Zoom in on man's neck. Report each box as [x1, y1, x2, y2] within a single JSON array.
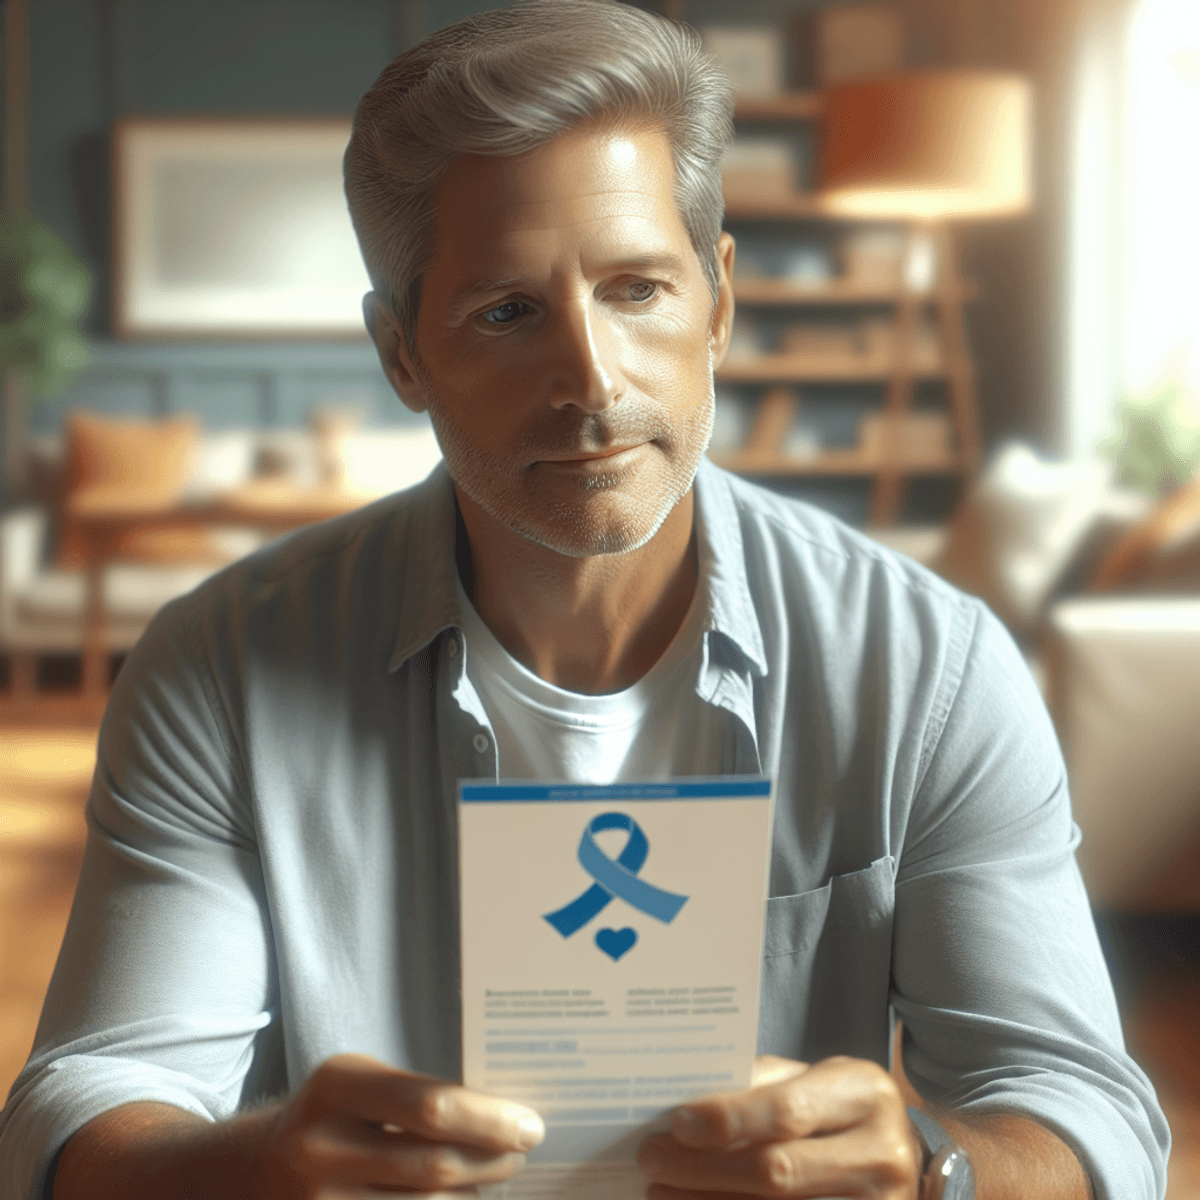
[[456, 488, 699, 696]]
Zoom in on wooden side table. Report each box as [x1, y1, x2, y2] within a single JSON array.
[[74, 481, 375, 698]]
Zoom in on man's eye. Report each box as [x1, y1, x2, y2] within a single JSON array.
[[625, 282, 657, 302], [481, 301, 530, 325]]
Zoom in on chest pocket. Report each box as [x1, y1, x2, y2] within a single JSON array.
[[757, 855, 896, 1066]]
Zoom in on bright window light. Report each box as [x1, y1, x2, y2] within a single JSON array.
[[1067, 0, 1200, 458], [1124, 0, 1200, 402], [1066, 25, 1119, 460]]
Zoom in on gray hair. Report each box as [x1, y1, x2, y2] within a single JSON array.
[[344, 0, 733, 351]]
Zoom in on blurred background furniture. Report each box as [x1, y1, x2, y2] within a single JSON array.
[[1045, 597, 1200, 909], [0, 409, 442, 699], [70, 479, 381, 696], [923, 448, 1200, 909], [0, 506, 214, 695], [816, 71, 1029, 524], [709, 60, 1030, 527]]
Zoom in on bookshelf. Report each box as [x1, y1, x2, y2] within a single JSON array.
[[714, 92, 983, 525]]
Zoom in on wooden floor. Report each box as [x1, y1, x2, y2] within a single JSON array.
[[2, 718, 1198, 1194], [1, 723, 96, 1099]]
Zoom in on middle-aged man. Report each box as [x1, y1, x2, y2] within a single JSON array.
[[0, 3, 1170, 1199]]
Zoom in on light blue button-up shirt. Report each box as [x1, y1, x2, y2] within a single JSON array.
[[0, 459, 1169, 1199]]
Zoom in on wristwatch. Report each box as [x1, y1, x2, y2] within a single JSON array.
[[908, 1108, 975, 1200]]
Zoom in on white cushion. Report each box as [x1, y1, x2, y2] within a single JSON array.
[[865, 524, 948, 568], [338, 427, 443, 497], [181, 430, 258, 497], [16, 564, 214, 623], [256, 428, 323, 487], [1047, 597, 1200, 904], [936, 443, 1114, 633]]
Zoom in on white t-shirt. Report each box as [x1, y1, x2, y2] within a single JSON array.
[[455, 579, 726, 784]]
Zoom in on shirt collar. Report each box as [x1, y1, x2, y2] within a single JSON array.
[[692, 457, 768, 678], [387, 456, 767, 679], [388, 464, 463, 671]]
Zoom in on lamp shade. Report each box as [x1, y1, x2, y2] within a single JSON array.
[[817, 71, 1032, 220]]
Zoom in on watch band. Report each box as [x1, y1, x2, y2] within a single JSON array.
[[907, 1108, 975, 1200]]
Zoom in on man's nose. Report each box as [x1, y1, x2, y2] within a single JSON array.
[[545, 298, 623, 413]]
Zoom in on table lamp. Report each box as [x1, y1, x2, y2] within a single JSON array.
[[815, 71, 1033, 522], [817, 71, 1032, 220]]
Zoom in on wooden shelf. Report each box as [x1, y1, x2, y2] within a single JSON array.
[[709, 448, 962, 477], [718, 100, 983, 524], [732, 278, 979, 306], [724, 197, 942, 222], [733, 93, 824, 121], [723, 192, 837, 221], [717, 354, 944, 384]]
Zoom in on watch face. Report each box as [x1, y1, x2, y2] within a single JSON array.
[[930, 1146, 976, 1200]]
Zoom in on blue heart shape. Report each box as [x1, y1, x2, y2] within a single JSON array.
[[595, 927, 637, 961]]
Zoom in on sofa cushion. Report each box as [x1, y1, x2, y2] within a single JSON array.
[[1090, 472, 1200, 593], [1045, 596, 1200, 904], [933, 443, 1114, 635], [15, 563, 215, 624], [865, 524, 948, 567], [57, 411, 216, 566], [181, 430, 259, 498]]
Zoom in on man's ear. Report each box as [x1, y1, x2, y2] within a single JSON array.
[[708, 231, 736, 371], [363, 291, 429, 414]]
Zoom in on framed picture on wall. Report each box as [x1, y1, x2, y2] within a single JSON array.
[[112, 118, 372, 338]]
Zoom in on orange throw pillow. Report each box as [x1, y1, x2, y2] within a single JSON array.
[[1090, 473, 1200, 593], [56, 410, 216, 567]]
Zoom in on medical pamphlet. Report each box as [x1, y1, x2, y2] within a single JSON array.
[[459, 778, 773, 1200]]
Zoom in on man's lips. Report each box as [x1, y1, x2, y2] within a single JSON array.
[[537, 444, 646, 464]]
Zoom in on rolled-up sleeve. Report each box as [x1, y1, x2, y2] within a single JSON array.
[[892, 602, 1170, 1199], [0, 597, 276, 1200]]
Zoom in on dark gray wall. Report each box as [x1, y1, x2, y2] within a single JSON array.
[[35, 0, 408, 333], [21, 0, 501, 435]]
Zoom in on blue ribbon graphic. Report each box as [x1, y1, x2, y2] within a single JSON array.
[[543, 812, 688, 938]]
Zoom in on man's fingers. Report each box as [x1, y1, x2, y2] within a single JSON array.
[[322, 1190, 479, 1200], [643, 1057, 918, 1197], [670, 1056, 889, 1148], [750, 1056, 810, 1089], [321, 1188, 481, 1199], [310, 1055, 545, 1153], [639, 1126, 910, 1198], [644, 1189, 735, 1200], [364, 1138, 526, 1191], [305, 1116, 527, 1191]]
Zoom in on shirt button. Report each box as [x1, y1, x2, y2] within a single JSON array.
[[473, 733, 489, 754], [447, 636, 459, 658]]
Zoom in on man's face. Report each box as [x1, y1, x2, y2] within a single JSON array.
[[388, 124, 734, 558]]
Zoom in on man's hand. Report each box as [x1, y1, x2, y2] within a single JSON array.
[[249, 1053, 546, 1197], [54, 1053, 545, 1200], [636, 1055, 921, 1199]]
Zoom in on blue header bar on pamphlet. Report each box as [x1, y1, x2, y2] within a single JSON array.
[[460, 778, 771, 803]]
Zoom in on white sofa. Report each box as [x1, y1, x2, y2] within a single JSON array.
[[0, 506, 219, 687], [871, 486, 1200, 911], [0, 424, 442, 694], [1045, 597, 1200, 908]]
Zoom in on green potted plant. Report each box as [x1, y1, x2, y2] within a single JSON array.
[[0, 210, 92, 396], [1100, 378, 1200, 498]]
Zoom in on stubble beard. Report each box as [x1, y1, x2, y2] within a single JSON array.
[[419, 367, 715, 559]]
